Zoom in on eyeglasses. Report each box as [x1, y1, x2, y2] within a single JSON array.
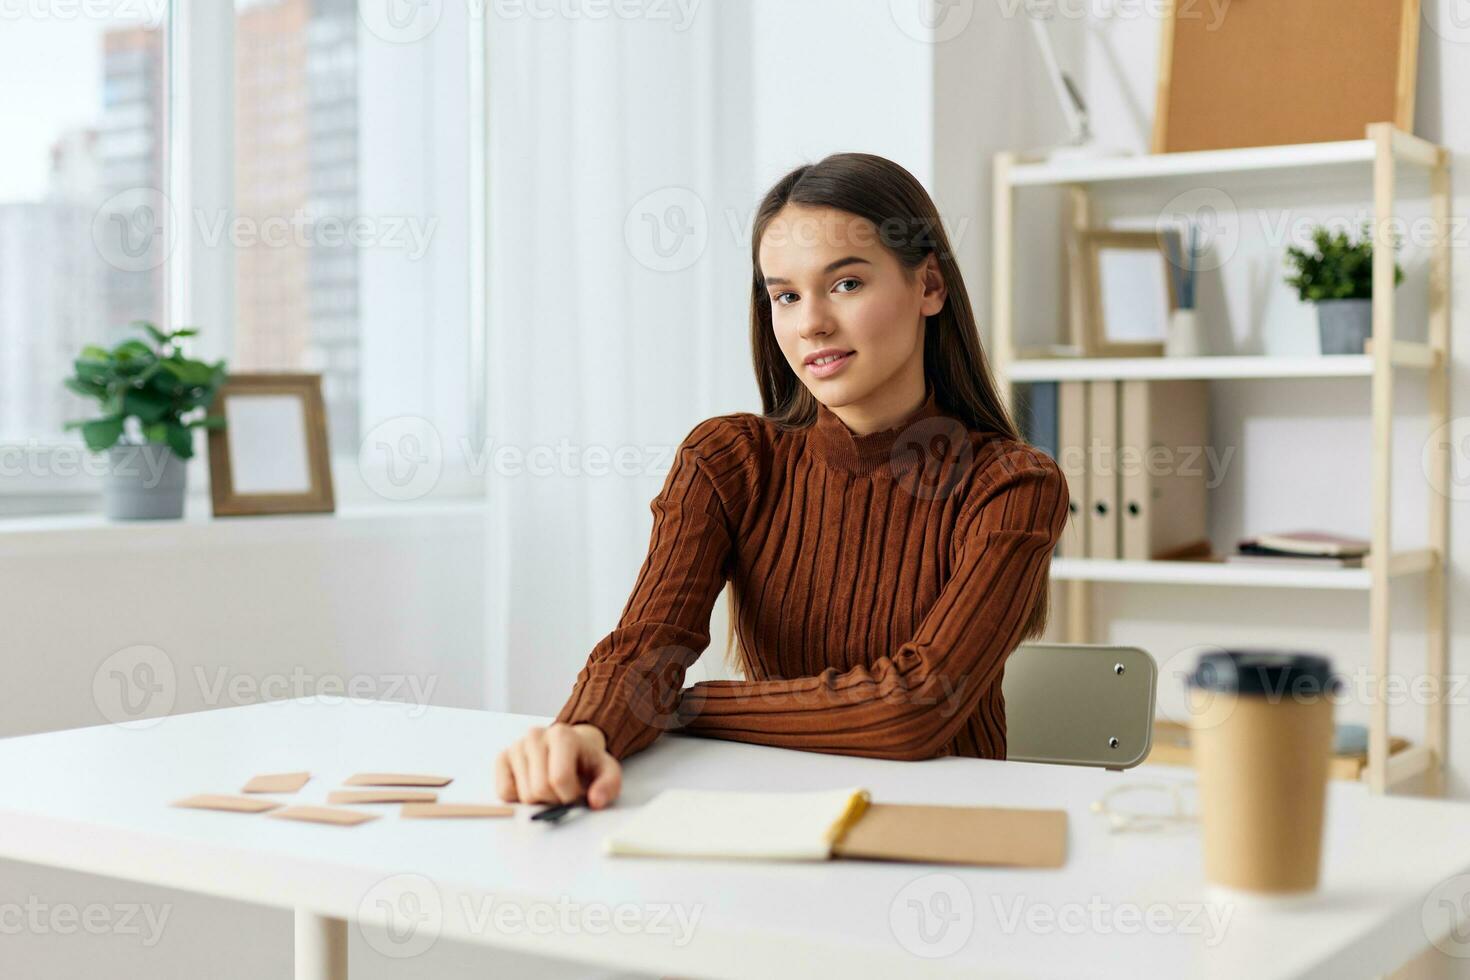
[[1090, 781, 1199, 834]]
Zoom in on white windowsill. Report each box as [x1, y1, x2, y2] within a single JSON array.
[[0, 498, 486, 557]]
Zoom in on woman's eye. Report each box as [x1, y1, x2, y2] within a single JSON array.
[[773, 291, 797, 306], [835, 278, 861, 293]]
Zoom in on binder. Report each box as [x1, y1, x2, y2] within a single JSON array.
[[1119, 380, 1211, 560], [1085, 380, 1119, 559], [1016, 381, 1059, 459], [1056, 381, 1088, 558]]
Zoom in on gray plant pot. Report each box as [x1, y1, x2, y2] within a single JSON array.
[[104, 444, 187, 520], [1316, 298, 1372, 355]]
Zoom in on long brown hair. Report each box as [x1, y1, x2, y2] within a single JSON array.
[[720, 151, 1051, 674]]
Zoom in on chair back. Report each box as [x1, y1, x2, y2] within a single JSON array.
[[1002, 643, 1156, 770]]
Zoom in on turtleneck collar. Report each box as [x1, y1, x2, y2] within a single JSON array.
[[807, 383, 947, 475]]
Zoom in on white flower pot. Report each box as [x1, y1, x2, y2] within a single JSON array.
[[104, 444, 186, 520]]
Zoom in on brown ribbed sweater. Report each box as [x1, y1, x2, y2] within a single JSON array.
[[553, 384, 1069, 763]]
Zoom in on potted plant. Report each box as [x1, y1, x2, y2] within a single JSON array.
[[1284, 222, 1404, 355], [64, 322, 227, 520]]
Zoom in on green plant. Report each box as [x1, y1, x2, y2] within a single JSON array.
[[64, 322, 227, 459], [1284, 222, 1404, 302]]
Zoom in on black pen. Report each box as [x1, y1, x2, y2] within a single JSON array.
[[530, 800, 586, 824]]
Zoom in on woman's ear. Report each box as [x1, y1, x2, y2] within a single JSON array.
[[918, 253, 947, 317]]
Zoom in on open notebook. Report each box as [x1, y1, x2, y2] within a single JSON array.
[[604, 787, 1067, 869]]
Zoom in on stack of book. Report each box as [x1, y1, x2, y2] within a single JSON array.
[[1227, 530, 1370, 569]]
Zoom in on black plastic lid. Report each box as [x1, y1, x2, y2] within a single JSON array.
[[1188, 649, 1340, 698]]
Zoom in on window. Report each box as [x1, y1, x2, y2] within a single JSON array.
[[0, 9, 168, 446], [232, 0, 475, 463], [2, 1, 483, 508]]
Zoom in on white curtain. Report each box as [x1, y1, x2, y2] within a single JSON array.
[[484, 6, 756, 714]]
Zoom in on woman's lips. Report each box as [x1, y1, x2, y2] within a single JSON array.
[[807, 351, 855, 378]]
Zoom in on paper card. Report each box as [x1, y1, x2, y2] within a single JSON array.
[[269, 806, 379, 826], [327, 790, 439, 805], [344, 773, 453, 788], [242, 772, 311, 794], [831, 803, 1068, 869], [401, 803, 515, 819], [172, 794, 282, 814]]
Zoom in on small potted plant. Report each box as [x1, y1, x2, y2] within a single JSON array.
[[1284, 222, 1404, 355], [64, 322, 227, 520]]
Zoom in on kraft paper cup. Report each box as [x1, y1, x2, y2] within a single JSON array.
[[1188, 650, 1338, 895]]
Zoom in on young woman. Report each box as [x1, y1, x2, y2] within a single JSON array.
[[495, 152, 1068, 811]]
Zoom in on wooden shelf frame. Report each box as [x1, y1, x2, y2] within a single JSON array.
[[991, 123, 1452, 796]]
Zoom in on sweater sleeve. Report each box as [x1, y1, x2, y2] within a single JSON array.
[[552, 415, 752, 761], [675, 447, 1068, 761]]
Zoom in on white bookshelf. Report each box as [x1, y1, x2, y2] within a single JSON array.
[[1051, 549, 1438, 591], [1004, 131, 1438, 188], [1009, 354, 1372, 382], [991, 124, 1452, 796]]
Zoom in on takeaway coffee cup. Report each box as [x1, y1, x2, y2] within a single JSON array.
[[1187, 649, 1340, 894]]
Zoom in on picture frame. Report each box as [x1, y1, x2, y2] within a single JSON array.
[[1079, 229, 1179, 358], [207, 373, 335, 517]]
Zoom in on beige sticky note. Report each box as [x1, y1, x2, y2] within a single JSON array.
[[242, 771, 311, 794], [269, 806, 379, 827], [344, 773, 453, 788], [401, 803, 515, 819], [327, 789, 439, 805], [172, 794, 282, 814]]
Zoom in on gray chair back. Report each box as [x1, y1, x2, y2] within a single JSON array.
[[1002, 643, 1156, 770]]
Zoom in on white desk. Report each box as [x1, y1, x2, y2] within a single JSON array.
[[0, 698, 1467, 979]]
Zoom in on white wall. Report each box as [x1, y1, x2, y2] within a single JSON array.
[[0, 508, 486, 737], [748, 0, 933, 189]]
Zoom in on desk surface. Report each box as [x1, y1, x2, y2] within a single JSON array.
[[1, 698, 1467, 979]]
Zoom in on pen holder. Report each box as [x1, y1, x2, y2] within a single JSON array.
[[1165, 308, 1204, 357]]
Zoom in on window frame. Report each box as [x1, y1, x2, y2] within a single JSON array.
[[0, 0, 489, 511]]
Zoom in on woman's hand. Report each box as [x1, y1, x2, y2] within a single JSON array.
[[494, 722, 622, 809]]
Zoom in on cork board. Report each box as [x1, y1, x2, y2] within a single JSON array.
[[1151, 0, 1420, 153]]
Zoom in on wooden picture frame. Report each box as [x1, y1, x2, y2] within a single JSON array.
[[1079, 230, 1178, 358], [207, 373, 335, 517], [1152, 0, 1419, 154]]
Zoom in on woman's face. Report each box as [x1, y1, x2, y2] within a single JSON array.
[[759, 204, 946, 415]]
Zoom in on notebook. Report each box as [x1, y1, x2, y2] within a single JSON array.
[[603, 787, 1067, 869]]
